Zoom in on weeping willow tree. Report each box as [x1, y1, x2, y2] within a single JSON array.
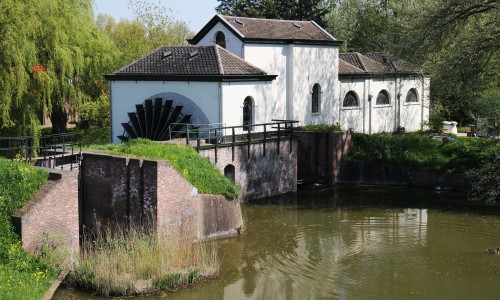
[[0, 0, 117, 136]]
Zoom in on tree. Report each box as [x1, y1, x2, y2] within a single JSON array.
[[216, 0, 329, 27], [128, 0, 192, 49], [405, 0, 499, 124], [0, 0, 118, 136], [324, 0, 420, 53]]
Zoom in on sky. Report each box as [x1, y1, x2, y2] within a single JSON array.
[[93, 0, 220, 33]]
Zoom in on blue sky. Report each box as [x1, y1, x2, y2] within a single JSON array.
[[93, 0, 220, 33]]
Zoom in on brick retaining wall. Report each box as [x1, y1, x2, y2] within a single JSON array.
[[12, 170, 79, 255]]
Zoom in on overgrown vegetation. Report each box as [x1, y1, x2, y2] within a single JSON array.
[[68, 223, 219, 297], [0, 158, 55, 299], [77, 95, 111, 145], [87, 139, 240, 199], [466, 151, 500, 205], [347, 132, 500, 204], [347, 132, 499, 174]]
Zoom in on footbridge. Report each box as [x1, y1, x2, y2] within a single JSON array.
[[173, 120, 299, 201]]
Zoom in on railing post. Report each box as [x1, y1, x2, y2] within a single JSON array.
[[231, 127, 235, 161], [277, 123, 281, 154], [247, 126, 251, 160], [214, 127, 218, 164], [263, 125, 267, 157]]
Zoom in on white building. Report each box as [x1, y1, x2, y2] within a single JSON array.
[[106, 15, 429, 143]]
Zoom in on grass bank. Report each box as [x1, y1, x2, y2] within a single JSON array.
[[346, 132, 500, 204], [68, 224, 219, 297], [87, 139, 239, 199], [347, 132, 499, 174], [0, 158, 55, 299]]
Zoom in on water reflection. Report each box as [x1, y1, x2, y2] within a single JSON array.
[[54, 187, 500, 300]]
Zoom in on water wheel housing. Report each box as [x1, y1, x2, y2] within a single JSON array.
[[118, 98, 192, 142]]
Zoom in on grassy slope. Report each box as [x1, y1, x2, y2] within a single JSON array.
[[87, 139, 240, 199], [0, 158, 54, 299], [347, 132, 499, 174]]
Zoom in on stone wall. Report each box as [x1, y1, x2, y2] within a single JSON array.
[[296, 131, 351, 184], [338, 160, 470, 192], [12, 170, 79, 255], [198, 139, 297, 201]]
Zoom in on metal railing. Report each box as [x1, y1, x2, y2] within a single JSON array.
[[0, 132, 82, 170], [177, 120, 299, 163], [168, 122, 225, 141]]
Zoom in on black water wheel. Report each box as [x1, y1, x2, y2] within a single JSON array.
[[118, 98, 192, 142]]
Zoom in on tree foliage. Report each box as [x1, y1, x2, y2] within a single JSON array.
[[408, 0, 500, 124], [0, 0, 118, 136], [216, 0, 329, 27]]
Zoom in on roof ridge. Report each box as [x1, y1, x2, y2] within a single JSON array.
[[213, 45, 225, 75], [224, 15, 312, 23], [216, 45, 268, 75], [355, 52, 367, 72]]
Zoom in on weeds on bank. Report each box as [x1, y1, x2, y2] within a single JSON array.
[[0, 158, 55, 299], [68, 224, 219, 297], [87, 139, 240, 199]]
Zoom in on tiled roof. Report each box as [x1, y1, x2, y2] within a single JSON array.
[[221, 15, 337, 42], [338, 60, 365, 74], [190, 15, 341, 45], [108, 45, 275, 81], [339, 52, 420, 76], [363, 53, 419, 73]]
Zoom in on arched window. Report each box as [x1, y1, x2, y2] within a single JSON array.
[[215, 31, 226, 48], [224, 164, 236, 182], [243, 96, 253, 131], [343, 91, 359, 107], [406, 88, 418, 103], [376, 90, 390, 105], [312, 83, 321, 113]]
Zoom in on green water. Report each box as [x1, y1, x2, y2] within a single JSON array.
[[54, 187, 500, 299]]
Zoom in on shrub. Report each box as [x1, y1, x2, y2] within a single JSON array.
[[347, 132, 499, 174], [466, 151, 500, 205], [77, 95, 111, 145], [296, 123, 342, 132]]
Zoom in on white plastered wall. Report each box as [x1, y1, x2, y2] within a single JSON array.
[[243, 44, 288, 118], [339, 79, 365, 132], [195, 22, 244, 58], [399, 76, 430, 132], [291, 45, 340, 126], [221, 81, 280, 134], [339, 76, 430, 133], [110, 80, 219, 143], [369, 78, 397, 133]]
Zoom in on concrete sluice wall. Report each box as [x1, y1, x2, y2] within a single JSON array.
[[80, 153, 243, 241], [198, 139, 297, 201], [338, 160, 470, 192]]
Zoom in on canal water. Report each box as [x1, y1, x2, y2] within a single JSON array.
[[54, 186, 500, 299]]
